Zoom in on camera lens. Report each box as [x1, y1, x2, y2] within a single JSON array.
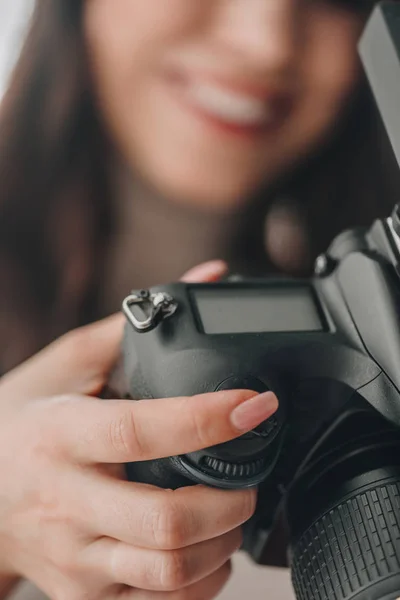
[[288, 428, 400, 600]]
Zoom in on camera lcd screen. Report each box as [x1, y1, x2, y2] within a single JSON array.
[[193, 285, 324, 334]]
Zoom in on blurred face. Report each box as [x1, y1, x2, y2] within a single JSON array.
[[84, 0, 364, 210]]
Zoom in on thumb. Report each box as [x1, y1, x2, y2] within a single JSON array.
[[0, 261, 229, 402], [0, 313, 125, 402]]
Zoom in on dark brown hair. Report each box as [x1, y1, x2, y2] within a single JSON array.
[[0, 0, 399, 370], [236, 80, 400, 277], [0, 0, 112, 367]]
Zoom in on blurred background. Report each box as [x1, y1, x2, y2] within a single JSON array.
[[0, 0, 32, 97]]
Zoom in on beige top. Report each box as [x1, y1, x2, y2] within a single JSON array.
[[100, 164, 310, 315]]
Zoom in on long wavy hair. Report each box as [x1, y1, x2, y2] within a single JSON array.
[[0, 0, 399, 369], [0, 0, 113, 367]]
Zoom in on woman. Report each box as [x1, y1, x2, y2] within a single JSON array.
[[0, 1, 398, 598]]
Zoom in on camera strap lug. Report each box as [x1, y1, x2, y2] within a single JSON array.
[[122, 290, 178, 333]]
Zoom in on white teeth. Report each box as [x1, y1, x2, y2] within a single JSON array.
[[187, 82, 274, 126]]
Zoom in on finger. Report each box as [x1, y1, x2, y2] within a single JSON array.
[[90, 529, 240, 592], [117, 562, 232, 599], [180, 260, 228, 283], [0, 260, 226, 403], [54, 389, 278, 464], [0, 313, 125, 401], [82, 477, 256, 549]]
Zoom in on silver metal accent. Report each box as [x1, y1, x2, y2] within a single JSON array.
[[359, 3, 400, 171], [122, 290, 178, 333], [227, 274, 245, 282], [314, 254, 329, 277], [387, 216, 400, 256]]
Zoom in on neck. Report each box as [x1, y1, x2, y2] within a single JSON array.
[[100, 160, 251, 313]]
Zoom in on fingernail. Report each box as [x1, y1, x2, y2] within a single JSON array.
[[183, 260, 228, 283], [230, 392, 279, 432]]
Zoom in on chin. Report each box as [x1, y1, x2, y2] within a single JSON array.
[[143, 164, 265, 213], [164, 179, 256, 212]]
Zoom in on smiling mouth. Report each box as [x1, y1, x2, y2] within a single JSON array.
[[187, 81, 276, 127], [168, 71, 294, 135]]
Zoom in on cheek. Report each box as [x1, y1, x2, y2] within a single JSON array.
[[83, 0, 207, 128], [84, 0, 206, 50]]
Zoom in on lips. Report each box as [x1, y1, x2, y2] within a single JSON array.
[[168, 70, 293, 135], [186, 80, 275, 127]]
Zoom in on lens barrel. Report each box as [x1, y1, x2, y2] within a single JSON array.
[[289, 433, 400, 600]]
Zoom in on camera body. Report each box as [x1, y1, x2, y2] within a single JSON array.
[[122, 212, 400, 490], [121, 210, 400, 599], [115, 3, 400, 599]]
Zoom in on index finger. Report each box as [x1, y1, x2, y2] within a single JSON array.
[[52, 390, 278, 464]]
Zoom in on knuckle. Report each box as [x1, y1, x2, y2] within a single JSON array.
[[187, 400, 211, 448], [29, 424, 55, 459], [60, 327, 91, 364], [30, 488, 77, 534], [34, 395, 85, 460], [108, 408, 146, 461], [229, 526, 244, 552], [158, 550, 191, 591], [239, 489, 257, 523], [145, 497, 189, 550], [58, 327, 104, 388], [173, 561, 232, 600], [216, 560, 233, 592], [202, 562, 233, 600], [53, 550, 80, 580]]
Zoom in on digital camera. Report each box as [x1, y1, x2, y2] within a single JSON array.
[[115, 4, 400, 599]]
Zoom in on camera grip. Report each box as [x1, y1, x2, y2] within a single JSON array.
[[291, 476, 400, 600]]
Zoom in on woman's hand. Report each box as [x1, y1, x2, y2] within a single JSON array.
[[0, 261, 278, 600]]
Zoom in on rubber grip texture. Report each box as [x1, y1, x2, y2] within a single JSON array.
[[291, 479, 400, 600]]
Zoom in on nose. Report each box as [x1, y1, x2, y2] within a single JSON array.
[[214, 0, 297, 76]]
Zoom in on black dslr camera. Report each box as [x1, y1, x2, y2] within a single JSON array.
[[118, 4, 400, 599]]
